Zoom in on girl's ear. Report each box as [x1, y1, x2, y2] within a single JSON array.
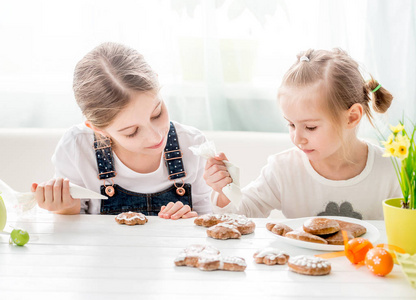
[[346, 103, 363, 128], [85, 121, 108, 137]]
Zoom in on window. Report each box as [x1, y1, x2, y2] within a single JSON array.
[[1, 0, 414, 138]]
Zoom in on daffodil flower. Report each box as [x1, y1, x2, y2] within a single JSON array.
[[383, 142, 398, 157], [383, 121, 416, 209], [390, 123, 405, 134], [381, 134, 394, 146], [393, 135, 410, 160], [395, 134, 410, 148], [396, 144, 409, 160]]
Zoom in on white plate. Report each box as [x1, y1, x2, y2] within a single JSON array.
[[268, 216, 380, 251]]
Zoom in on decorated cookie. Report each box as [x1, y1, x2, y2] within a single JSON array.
[[335, 220, 366, 237], [303, 218, 340, 235], [321, 230, 354, 245], [174, 245, 246, 272], [196, 213, 256, 239], [195, 213, 255, 233], [115, 211, 148, 225], [266, 222, 293, 236], [206, 223, 241, 240], [221, 256, 247, 271], [288, 255, 331, 276], [284, 230, 328, 244], [253, 247, 290, 265], [230, 219, 256, 235], [175, 244, 220, 268], [319, 220, 366, 245], [194, 214, 223, 227]]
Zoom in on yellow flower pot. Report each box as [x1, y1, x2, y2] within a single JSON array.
[[383, 198, 416, 255]]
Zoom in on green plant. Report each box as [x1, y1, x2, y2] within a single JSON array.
[[382, 123, 416, 209]]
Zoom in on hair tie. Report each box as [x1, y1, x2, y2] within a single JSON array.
[[300, 56, 309, 62], [372, 84, 381, 93]]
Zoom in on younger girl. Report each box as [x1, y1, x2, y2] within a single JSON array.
[[32, 42, 212, 218], [204, 48, 401, 220]]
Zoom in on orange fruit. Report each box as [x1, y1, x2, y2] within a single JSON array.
[[364, 248, 394, 276], [345, 238, 373, 264]]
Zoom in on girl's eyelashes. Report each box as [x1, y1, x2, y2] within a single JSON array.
[[126, 128, 139, 138], [151, 108, 163, 120], [287, 123, 316, 131], [125, 107, 163, 138]]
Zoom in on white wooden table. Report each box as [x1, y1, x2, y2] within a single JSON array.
[[0, 213, 415, 300]]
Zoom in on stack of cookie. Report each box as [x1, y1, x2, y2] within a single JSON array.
[[174, 245, 247, 272], [267, 217, 366, 245], [194, 213, 256, 240]]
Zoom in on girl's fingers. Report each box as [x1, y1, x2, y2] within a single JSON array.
[[160, 202, 174, 213], [34, 183, 45, 206], [211, 176, 232, 193], [171, 205, 191, 220], [159, 202, 175, 218], [163, 201, 184, 217], [203, 165, 228, 184], [62, 179, 75, 207], [181, 211, 198, 219], [215, 152, 229, 161], [53, 178, 64, 205], [209, 170, 230, 184], [43, 179, 56, 206], [205, 157, 227, 170], [158, 206, 166, 217], [31, 183, 38, 193], [204, 164, 227, 177]]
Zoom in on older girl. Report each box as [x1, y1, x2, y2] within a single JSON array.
[[32, 42, 212, 218]]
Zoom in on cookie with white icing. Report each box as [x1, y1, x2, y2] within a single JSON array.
[[206, 223, 241, 240], [175, 244, 220, 268], [196, 214, 256, 239], [115, 211, 148, 225], [221, 256, 247, 271], [194, 214, 222, 227], [253, 247, 290, 265], [229, 219, 256, 235], [174, 245, 246, 272], [288, 255, 331, 276], [196, 214, 255, 233], [266, 222, 293, 236]]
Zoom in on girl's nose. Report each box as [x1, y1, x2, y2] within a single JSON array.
[[293, 130, 306, 146], [147, 125, 163, 143]]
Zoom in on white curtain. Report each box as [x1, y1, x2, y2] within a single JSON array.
[[0, 0, 415, 136], [364, 0, 416, 137]]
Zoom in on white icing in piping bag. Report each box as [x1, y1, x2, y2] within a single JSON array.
[[189, 141, 242, 207], [0, 179, 107, 212]]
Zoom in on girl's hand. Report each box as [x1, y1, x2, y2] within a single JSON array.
[[31, 178, 80, 214], [158, 201, 197, 220], [203, 152, 232, 193]]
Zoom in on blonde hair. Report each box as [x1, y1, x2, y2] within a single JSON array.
[[278, 48, 393, 129], [73, 42, 159, 129]]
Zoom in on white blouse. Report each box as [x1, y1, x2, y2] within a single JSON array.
[[52, 121, 213, 214]]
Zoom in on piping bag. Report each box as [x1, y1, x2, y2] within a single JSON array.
[[189, 141, 242, 208], [0, 179, 107, 213]]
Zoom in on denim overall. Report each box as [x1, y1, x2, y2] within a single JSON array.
[[94, 122, 192, 215]]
